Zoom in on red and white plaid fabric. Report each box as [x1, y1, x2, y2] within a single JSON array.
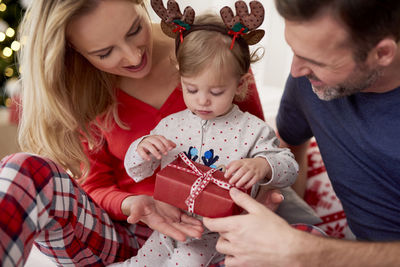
[[0, 153, 152, 267]]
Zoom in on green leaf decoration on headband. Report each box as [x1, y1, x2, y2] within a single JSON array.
[[151, 0, 195, 39], [232, 22, 249, 33], [173, 19, 191, 30]]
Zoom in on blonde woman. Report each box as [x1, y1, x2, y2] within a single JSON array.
[[0, 0, 267, 265]]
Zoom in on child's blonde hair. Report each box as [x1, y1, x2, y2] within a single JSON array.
[[18, 0, 145, 178], [176, 14, 262, 101]]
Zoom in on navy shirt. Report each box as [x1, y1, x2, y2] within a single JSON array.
[[277, 75, 400, 241]]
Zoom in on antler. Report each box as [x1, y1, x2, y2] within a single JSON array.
[[220, 0, 265, 48], [151, 0, 168, 21], [151, 0, 195, 25], [220, 0, 264, 30]]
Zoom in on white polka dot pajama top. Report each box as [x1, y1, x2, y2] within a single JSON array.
[[119, 105, 299, 267]]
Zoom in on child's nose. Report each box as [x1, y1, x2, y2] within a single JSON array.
[[198, 94, 210, 106]]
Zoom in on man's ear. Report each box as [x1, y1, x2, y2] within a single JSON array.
[[371, 38, 398, 66]]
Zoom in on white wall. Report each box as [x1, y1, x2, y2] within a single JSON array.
[[148, 0, 293, 119]]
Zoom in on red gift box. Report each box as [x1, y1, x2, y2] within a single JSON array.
[[153, 153, 244, 218]]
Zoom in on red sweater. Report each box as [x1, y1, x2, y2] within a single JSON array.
[[82, 84, 264, 220]]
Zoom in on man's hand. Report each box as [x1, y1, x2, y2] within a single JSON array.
[[203, 188, 300, 267], [122, 195, 203, 242]]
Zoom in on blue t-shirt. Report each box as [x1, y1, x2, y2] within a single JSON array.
[[276, 75, 400, 241]]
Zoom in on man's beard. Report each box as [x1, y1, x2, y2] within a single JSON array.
[[308, 63, 382, 101]]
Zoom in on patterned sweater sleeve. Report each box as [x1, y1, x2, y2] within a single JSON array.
[[124, 121, 167, 182], [249, 121, 299, 188]]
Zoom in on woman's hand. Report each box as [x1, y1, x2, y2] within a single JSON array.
[[122, 195, 203, 241]]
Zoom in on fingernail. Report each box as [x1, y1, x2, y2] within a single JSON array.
[[280, 194, 285, 201], [230, 187, 239, 195]]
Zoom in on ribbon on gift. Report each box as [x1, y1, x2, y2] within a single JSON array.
[[167, 152, 232, 213]]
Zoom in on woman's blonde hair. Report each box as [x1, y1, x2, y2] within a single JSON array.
[[176, 14, 262, 101], [18, 0, 144, 178]]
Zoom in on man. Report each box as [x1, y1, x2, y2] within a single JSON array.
[[204, 0, 400, 266]]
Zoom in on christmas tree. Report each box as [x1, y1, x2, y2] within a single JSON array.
[[0, 0, 27, 108]]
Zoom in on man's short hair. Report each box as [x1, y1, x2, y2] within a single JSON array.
[[275, 0, 400, 61]]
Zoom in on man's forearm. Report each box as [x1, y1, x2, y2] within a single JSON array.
[[295, 231, 400, 266]]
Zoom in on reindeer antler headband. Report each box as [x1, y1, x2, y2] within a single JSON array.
[[151, 0, 265, 51]]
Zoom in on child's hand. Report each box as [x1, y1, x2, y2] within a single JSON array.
[[137, 135, 176, 161], [224, 157, 272, 189]]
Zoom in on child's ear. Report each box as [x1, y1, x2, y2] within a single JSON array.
[[237, 73, 252, 94]]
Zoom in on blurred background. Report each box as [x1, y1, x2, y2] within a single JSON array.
[[0, 0, 29, 108]]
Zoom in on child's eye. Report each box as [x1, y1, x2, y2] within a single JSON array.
[[187, 88, 197, 94], [99, 49, 113, 59], [211, 90, 224, 96]]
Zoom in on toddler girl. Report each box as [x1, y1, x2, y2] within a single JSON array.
[[113, 1, 298, 266]]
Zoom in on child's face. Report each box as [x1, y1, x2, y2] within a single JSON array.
[[181, 68, 241, 120]]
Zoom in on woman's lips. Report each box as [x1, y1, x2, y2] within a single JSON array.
[[124, 52, 147, 72]]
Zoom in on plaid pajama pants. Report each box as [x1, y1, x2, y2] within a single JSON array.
[[0, 153, 323, 267], [0, 153, 153, 267]]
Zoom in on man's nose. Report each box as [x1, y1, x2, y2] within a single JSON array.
[[290, 55, 312, 77]]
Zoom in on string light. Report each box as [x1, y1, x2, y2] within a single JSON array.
[[0, 3, 6, 12], [3, 47, 12, 57], [5, 98, 11, 108], [5, 27, 14, 38], [4, 67, 13, 77], [0, 1, 24, 108], [11, 40, 20, 51]]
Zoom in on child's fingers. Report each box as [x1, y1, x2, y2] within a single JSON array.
[[142, 143, 163, 159], [149, 138, 171, 155], [234, 171, 253, 188], [156, 136, 176, 151], [225, 161, 241, 179], [166, 139, 177, 149], [229, 167, 248, 186], [243, 176, 258, 189], [137, 147, 151, 161]]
